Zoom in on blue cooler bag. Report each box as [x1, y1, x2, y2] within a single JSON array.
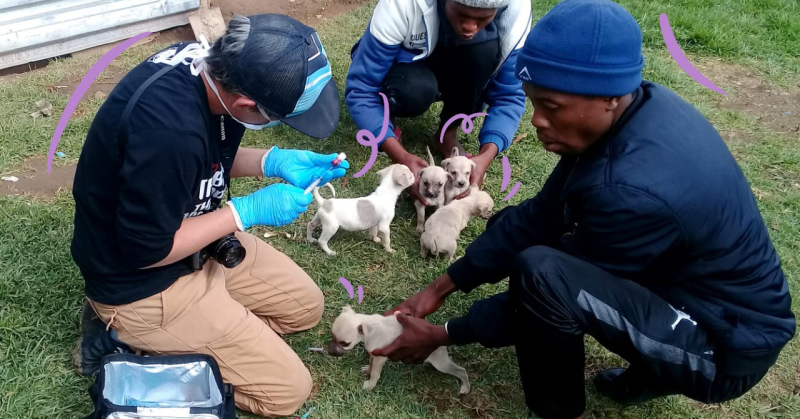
[[84, 353, 236, 419]]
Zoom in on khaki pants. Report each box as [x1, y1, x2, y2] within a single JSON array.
[[89, 232, 323, 417]]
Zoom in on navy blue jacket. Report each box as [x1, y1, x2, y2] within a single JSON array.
[[447, 81, 795, 374]]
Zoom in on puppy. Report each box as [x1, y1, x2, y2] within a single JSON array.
[[414, 147, 449, 234], [441, 147, 476, 205], [307, 164, 414, 256], [420, 185, 494, 261], [328, 306, 470, 394]]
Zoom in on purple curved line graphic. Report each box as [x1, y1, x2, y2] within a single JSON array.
[[357, 286, 363, 304], [339, 277, 354, 299], [659, 14, 726, 95], [47, 32, 152, 174], [440, 112, 488, 144], [502, 182, 521, 202], [501, 156, 511, 192], [353, 92, 390, 178]]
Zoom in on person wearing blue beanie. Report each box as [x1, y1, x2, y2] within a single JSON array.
[[371, 1, 794, 419]]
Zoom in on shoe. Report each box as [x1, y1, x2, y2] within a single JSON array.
[[72, 300, 130, 376], [594, 368, 676, 406]]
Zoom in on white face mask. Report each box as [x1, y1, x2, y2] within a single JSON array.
[[153, 36, 281, 131], [201, 69, 280, 131]]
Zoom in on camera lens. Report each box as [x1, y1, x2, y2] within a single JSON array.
[[213, 234, 246, 268]]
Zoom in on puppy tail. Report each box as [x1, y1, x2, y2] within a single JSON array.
[[425, 146, 436, 166], [324, 182, 336, 197], [429, 236, 438, 254], [313, 183, 336, 205]]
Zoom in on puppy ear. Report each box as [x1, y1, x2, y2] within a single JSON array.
[[470, 159, 477, 171], [451, 147, 460, 157], [393, 170, 414, 188], [447, 172, 454, 182], [341, 305, 354, 314], [441, 158, 451, 171]]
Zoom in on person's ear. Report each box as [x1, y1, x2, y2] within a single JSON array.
[[233, 93, 256, 110], [605, 96, 622, 111]]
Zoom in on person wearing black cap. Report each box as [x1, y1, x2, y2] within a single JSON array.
[[71, 15, 346, 417], [370, 1, 795, 418], [345, 0, 531, 203]]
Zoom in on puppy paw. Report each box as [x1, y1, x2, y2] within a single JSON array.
[[306, 238, 317, 243], [324, 250, 337, 256], [362, 381, 376, 391], [372, 236, 382, 243], [385, 248, 396, 253], [415, 225, 424, 235], [361, 365, 370, 376], [459, 383, 471, 395]]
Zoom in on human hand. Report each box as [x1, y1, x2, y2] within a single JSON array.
[[397, 152, 429, 206], [229, 183, 313, 229], [370, 314, 448, 363], [262, 147, 350, 189], [385, 274, 456, 318]]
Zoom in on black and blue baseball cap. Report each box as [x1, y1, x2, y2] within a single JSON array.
[[223, 14, 340, 139]]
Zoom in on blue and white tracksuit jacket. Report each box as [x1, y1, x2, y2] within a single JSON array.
[[345, 0, 532, 152]]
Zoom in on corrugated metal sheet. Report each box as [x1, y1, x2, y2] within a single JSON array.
[[0, 0, 200, 70]]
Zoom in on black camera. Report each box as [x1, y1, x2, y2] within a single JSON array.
[[187, 234, 246, 271]]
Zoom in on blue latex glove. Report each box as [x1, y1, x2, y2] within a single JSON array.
[[262, 147, 350, 189], [228, 184, 313, 229]]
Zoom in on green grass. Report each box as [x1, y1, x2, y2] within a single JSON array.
[[1, 1, 799, 418]]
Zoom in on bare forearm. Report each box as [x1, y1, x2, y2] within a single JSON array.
[[380, 137, 406, 162], [231, 147, 270, 178], [146, 206, 239, 268], [431, 273, 458, 299]]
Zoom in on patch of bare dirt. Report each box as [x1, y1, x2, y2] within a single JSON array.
[[51, 65, 126, 106], [212, 0, 370, 23], [1, 157, 76, 200], [696, 59, 800, 135]]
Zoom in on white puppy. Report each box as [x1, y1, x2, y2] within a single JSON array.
[[327, 306, 470, 394], [420, 185, 494, 261], [441, 147, 476, 205], [414, 147, 449, 234], [307, 164, 414, 256]]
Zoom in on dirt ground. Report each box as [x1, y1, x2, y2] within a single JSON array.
[[212, 0, 370, 22], [0, 157, 76, 201], [697, 59, 800, 138], [51, 0, 371, 102]]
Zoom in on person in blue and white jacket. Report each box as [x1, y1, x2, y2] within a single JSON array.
[[345, 0, 531, 203]]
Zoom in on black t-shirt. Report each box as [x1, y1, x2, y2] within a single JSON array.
[[71, 43, 245, 305]]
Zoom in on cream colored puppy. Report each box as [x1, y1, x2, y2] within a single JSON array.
[[441, 147, 476, 205], [420, 185, 494, 261], [414, 147, 449, 234], [307, 164, 414, 255], [327, 306, 470, 394]]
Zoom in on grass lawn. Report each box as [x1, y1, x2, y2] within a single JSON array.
[[1, 0, 798, 418]]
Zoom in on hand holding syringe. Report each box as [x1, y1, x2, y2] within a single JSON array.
[[304, 153, 347, 194]]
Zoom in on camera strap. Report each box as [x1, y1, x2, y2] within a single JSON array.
[[117, 64, 178, 160]]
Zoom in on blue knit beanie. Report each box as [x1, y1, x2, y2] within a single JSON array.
[[516, 0, 644, 96]]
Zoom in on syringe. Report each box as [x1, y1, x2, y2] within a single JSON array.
[[303, 152, 347, 195]]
